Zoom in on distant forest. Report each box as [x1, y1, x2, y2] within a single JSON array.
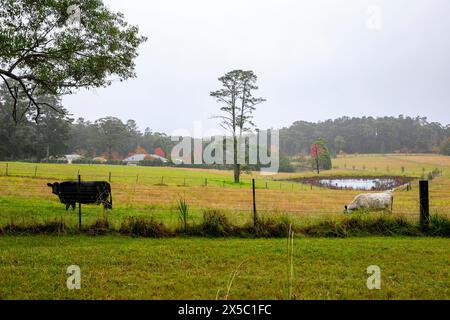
[[1, 86, 450, 162], [280, 116, 450, 156]]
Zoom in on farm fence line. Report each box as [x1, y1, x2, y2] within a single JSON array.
[[0, 162, 448, 223]]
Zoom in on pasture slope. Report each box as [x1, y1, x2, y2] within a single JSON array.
[[0, 154, 449, 299]]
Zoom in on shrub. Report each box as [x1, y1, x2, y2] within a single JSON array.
[[119, 217, 172, 237], [253, 215, 292, 238], [199, 209, 234, 237], [428, 215, 450, 237], [139, 159, 165, 167], [85, 217, 111, 235], [300, 215, 420, 237], [300, 220, 346, 238], [0, 219, 66, 235]]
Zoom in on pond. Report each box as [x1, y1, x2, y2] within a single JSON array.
[[318, 178, 398, 191], [289, 176, 414, 191]]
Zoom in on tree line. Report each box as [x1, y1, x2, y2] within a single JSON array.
[[280, 116, 450, 156], [2, 97, 450, 163], [0, 86, 173, 162]]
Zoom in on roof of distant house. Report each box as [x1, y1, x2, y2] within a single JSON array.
[[122, 154, 169, 163], [123, 154, 146, 162]]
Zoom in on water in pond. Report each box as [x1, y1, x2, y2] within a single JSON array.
[[318, 178, 397, 191]]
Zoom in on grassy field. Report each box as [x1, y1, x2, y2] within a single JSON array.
[[0, 236, 448, 300], [0, 154, 449, 300], [0, 154, 449, 229]]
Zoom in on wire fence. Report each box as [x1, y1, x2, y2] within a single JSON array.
[[0, 162, 328, 191], [0, 163, 449, 225]]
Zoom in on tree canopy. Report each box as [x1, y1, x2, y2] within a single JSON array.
[[310, 138, 332, 173], [0, 0, 147, 121], [280, 116, 449, 156]]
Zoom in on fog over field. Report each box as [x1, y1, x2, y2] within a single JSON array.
[[63, 0, 450, 133]]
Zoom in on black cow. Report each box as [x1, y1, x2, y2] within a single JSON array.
[[47, 181, 113, 210]]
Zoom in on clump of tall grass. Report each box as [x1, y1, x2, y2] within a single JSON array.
[[119, 217, 173, 238], [252, 215, 292, 238], [195, 209, 234, 237], [176, 197, 189, 233], [300, 215, 421, 237], [428, 214, 450, 237], [85, 217, 111, 235]]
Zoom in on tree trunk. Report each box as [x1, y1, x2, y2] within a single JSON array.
[[108, 145, 112, 161], [316, 157, 320, 174], [233, 135, 240, 183]]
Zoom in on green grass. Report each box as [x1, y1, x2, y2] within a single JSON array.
[[0, 236, 448, 300], [0, 156, 449, 299], [0, 162, 258, 187]]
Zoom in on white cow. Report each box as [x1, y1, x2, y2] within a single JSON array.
[[344, 190, 394, 214]]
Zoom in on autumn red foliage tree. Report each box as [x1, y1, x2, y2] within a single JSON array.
[[310, 143, 325, 174], [154, 147, 165, 158]]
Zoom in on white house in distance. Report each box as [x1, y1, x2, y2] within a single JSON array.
[[122, 154, 169, 166], [64, 154, 83, 164]]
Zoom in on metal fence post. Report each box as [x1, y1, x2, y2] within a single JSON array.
[[252, 179, 257, 227], [419, 180, 430, 231], [78, 174, 82, 230]]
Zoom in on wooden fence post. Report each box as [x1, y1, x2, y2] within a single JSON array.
[[108, 172, 112, 183], [34, 166, 38, 178], [419, 180, 430, 231], [78, 174, 82, 231], [5, 163, 8, 176], [252, 179, 257, 227], [205, 178, 208, 187]]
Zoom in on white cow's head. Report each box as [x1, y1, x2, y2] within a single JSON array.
[[344, 205, 354, 214]]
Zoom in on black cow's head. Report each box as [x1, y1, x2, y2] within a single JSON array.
[[47, 182, 60, 195]]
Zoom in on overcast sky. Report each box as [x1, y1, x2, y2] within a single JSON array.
[[63, 0, 450, 135]]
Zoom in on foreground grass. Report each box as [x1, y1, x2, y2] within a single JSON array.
[[0, 236, 448, 300]]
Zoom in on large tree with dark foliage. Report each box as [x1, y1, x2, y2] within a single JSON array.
[[441, 137, 450, 156], [0, 0, 146, 121], [0, 84, 72, 161]]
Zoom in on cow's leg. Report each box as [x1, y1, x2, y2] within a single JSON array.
[[72, 203, 76, 210], [65, 203, 70, 211]]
